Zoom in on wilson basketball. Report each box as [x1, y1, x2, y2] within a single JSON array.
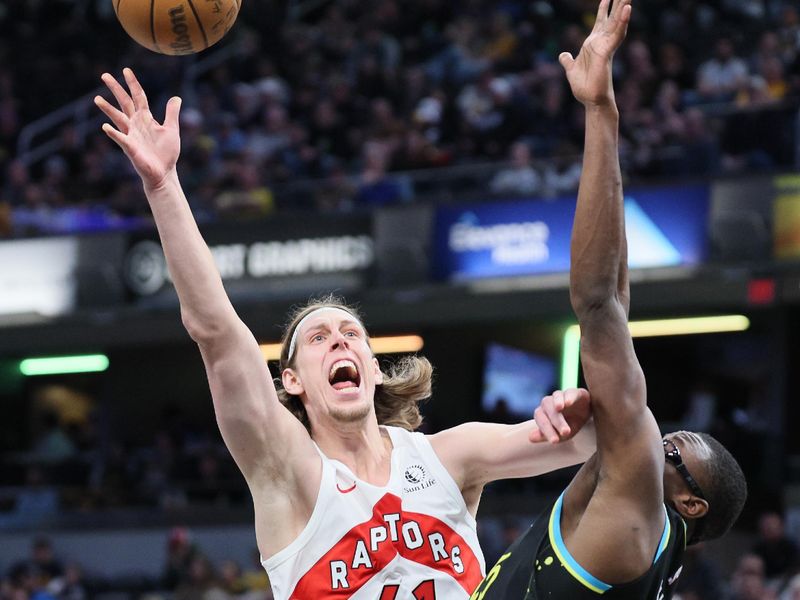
[[112, 0, 241, 55]]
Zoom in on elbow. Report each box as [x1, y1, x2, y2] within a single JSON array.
[[569, 283, 619, 320], [181, 308, 240, 347], [181, 309, 212, 343]]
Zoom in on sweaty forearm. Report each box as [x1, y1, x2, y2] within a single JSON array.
[[144, 169, 239, 341], [569, 104, 625, 317]]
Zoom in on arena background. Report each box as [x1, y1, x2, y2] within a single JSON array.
[[0, 0, 799, 598]]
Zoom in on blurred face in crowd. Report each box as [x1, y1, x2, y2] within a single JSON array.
[[510, 142, 531, 168], [732, 554, 767, 600], [715, 39, 735, 61], [32, 542, 54, 565], [758, 512, 784, 542], [282, 309, 383, 431]]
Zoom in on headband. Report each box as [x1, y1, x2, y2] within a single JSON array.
[[286, 307, 364, 361]]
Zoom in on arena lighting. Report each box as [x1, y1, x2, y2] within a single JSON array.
[[260, 335, 425, 361], [19, 354, 110, 376], [560, 315, 751, 389]]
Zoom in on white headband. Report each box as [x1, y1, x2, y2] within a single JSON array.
[[286, 307, 364, 360]]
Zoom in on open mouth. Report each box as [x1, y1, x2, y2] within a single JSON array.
[[328, 359, 361, 392]]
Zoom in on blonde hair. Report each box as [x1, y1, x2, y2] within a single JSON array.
[[275, 294, 432, 433]]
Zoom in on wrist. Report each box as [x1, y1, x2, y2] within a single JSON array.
[[573, 419, 597, 458], [143, 167, 180, 195], [584, 102, 619, 119]]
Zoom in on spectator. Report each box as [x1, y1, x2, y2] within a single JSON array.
[[759, 56, 788, 102], [218, 560, 250, 598], [541, 141, 582, 198], [32, 412, 76, 464], [0, 0, 797, 231], [7, 536, 64, 599], [173, 555, 225, 600], [313, 164, 356, 213], [674, 543, 725, 600], [161, 527, 200, 591], [489, 140, 541, 197], [0, 200, 11, 237], [354, 141, 407, 206], [0, 466, 60, 529], [214, 162, 275, 219], [1, 160, 30, 207], [240, 549, 273, 599], [782, 574, 800, 600], [658, 42, 695, 93], [49, 563, 87, 600], [728, 553, 777, 600], [778, 6, 800, 66], [668, 108, 720, 176], [697, 37, 750, 103], [752, 512, 799, 581]]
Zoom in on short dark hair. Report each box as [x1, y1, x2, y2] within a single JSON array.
[[694, 432, 747, 542]]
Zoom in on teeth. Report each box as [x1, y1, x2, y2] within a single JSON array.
[[329, 359, 358, 380]]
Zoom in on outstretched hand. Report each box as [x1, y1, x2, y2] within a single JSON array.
[[559, 0, 632, 107], [94, 68, 182, 190], [530, 388, 592, 444]]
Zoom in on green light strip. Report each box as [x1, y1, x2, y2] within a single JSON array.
[[560, 315, 750, 390], [19, 355, 110, 376], [560, 325, 582, 390]]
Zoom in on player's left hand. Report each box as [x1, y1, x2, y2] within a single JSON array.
[[530, 388, 592, 444], [559, 0, 632, 108]]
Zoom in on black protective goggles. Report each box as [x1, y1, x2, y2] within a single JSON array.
[[663, 438, 706, 545]]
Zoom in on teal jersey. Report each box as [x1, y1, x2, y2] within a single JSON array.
[[471, 492, 687, 600]]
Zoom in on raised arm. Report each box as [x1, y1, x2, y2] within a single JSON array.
[[94, 70, 318, 504], [562, 0, 661, 484], [559, 0, 666, 579]]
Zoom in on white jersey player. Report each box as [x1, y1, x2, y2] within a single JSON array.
[[95, 68, 597, 599]]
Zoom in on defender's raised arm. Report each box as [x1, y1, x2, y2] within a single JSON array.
[[562, 0, 666, 582]]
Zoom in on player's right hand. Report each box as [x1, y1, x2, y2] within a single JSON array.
[[95, 67, 182, 190], [530, 388, 592, 444], [559, 0, 632, 108]]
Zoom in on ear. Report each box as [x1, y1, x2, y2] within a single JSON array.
[[372, 357, 384, 385], [674, 491, 710, 521], [282, 368, 304, 396]]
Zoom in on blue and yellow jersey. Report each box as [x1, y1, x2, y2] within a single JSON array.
[[470, 492, 687, 600]]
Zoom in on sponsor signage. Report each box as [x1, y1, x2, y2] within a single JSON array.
[[774, 175, 800, 260], [433, 185, 710, 281], [0, 237, 79, 317], [123, 216, 375, 298]]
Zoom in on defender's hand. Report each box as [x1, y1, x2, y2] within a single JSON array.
[[95, 67, 182, 190], [530, 388, 592, 444], [559, 0, 632, 108]]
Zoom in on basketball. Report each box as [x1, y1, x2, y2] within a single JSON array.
[[112, 0, 241, 55]]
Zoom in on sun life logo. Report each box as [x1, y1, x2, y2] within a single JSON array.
[[403, 465, 435, 493], [405, 465, 426, 484]]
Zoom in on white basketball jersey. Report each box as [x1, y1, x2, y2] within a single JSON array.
[[261, 426, 486, 599]]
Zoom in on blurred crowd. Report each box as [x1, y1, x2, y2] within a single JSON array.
[[0, 0, 799, 235], [0, 390, 248, 527], [0, 532, 274, 600], [5, 510, 800, 600]]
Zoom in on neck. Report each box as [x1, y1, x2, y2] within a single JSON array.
[[312, 417, 393, 485], [684, 519, 697, 545]]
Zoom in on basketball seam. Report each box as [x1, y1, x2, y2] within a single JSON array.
[[114, 0, 122, 15], [186, 0, 210, 50], [149, 0, 162, 53]]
